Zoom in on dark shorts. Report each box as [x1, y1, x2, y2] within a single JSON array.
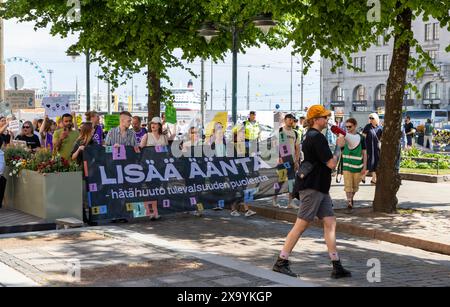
[[297, 189, 335, 222], [406, 135, 413, 146]]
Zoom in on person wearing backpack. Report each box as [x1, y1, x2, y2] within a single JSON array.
[[272, 114, 301, 209], [273, 105, 351, 279], [342, 118, 367, 213], [424, 119, 434, 150]]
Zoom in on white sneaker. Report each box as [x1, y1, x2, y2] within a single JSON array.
[[287, 203, 299, 210], [230, 210, 241, 217], [245, 210, 256, 217], [192, 211, 203, 217], [272, 199, 281, 208]]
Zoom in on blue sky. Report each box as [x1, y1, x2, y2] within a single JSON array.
[[4, 19, 320, 111]]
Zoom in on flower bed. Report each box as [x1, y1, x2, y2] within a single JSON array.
[[401, 147, 450, 171], [3, 145, 83, 221]]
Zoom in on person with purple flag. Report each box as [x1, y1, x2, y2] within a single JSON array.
[[86, 111, 103, 145], [132, 116, 147, 145]]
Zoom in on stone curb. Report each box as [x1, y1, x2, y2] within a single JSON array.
[[400, 173, 450, 183], [242, 204, 450, 256]]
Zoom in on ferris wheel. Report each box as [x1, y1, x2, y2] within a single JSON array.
[[4, 56, 48, 96]]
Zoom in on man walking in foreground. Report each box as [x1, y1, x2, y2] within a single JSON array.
[[273, 105, 352, 279]]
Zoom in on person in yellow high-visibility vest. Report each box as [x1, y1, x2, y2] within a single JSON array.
[[240, 111, 261, 156]]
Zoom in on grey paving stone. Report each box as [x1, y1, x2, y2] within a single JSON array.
[[157, 274, 194, 284], [191, 269, 228, 278], [115, 279, 159, 287], [213, 276, 251, 286]]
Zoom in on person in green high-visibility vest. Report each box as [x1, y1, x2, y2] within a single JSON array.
[[342, 118, 367, 212]]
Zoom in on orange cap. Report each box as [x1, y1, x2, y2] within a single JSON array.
[[306, 105, 331, 120]]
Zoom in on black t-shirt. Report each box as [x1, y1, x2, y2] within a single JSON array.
[[299, 128, 333, 194], [404, 122, 414, 134], [71, 139, 95, 165], [15, 134, 41, 149]]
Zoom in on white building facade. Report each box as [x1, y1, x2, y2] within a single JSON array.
[[322, 17, 450, 117]]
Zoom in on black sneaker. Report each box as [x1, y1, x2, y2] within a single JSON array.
[[331, 260, 352, 279], [272, 257, 298, 277]]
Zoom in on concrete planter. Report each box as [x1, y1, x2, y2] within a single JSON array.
[[4, 168, 83, 221]]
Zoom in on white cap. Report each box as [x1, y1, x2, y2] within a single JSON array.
[[150, 117, 162, 124]]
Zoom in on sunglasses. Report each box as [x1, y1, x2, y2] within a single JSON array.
[[346, 126, 353, 129], [22, 126, 31, 129], [369, 117, 374, 120]]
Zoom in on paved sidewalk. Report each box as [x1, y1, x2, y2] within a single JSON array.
[[0, 227, 313, 287], [120, 211, 450, 287], [255, 180, 450, 255]]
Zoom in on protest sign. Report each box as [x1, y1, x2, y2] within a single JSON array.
[[104, 114, 120, 131], [84, 145, 295, 222], [42, 96, 71, 118]]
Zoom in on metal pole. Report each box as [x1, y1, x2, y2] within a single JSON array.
[[224, 84, 227, 111], [135, 85, 138, 110], [319, 59, 323, 106], [301, 57, 304, 110], [232, 27, 238, 124], [201, 59, 205, 129], [247, 71, 250, 110], [0, 2, 5, 106], [210, 59, 213, 110], [86, 50, 91, 111], [96, 70, 100, 111], [107, 78, 111, 114], [290, 55, 293, 111], [47, 70, 54, 96], [131, 76, 134, 112], [75, 76, 78, 110]]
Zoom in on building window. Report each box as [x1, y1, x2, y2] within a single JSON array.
[[433, 23, 439, 40], [375, 84, 386, 101], [425, 23, 432, 41], [383, 54, 389, 71], [376, 55, 382, 71], [354, 85, 367, 101], [353, 57, 360, 71], [423, 82, 440, 100], [404, 88, 412, 100], [332, 86, 344, 101], [361, 57, 366, 72], [427, 50, 437, 63]]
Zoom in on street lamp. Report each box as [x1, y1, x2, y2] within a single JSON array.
[[197, 13, 277, 124], [67, 50, 91, 111]]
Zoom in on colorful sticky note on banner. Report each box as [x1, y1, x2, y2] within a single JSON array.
[[280, 132, 286, 143], [132, 202, 146, 218], [88, 183, 97, 192], [113, 145, 126, 160], [273, 182, 280, 190], [155, 145, 168, 153], [244, 188, 258, 203], [218, 200, 225, 209], [99, 205, 108, 215], [126, 203, 134, 212], [105, 146, 113, 153], [283, 162, 291, 169], [144, 201, 158, 218], [279, 144, 292, 158], [163, 199, 171, 208], [190, 197, 197, 206], [277, 169, 288, 182], [288, 179, 295, 193], [196, 203, 204, 212]]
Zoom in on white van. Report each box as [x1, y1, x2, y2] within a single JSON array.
[[404, 109, 448, 127]]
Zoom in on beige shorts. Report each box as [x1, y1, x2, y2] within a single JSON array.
[[343, 171, 362, 193]]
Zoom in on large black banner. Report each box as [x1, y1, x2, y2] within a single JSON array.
[[84, 144, 295, 222]]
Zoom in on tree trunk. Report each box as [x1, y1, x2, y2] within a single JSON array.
[[373, 6, 412, 213], [147, 66, 161, 120]]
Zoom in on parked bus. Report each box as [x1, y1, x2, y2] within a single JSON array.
[[405, 109, 448, 127]]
